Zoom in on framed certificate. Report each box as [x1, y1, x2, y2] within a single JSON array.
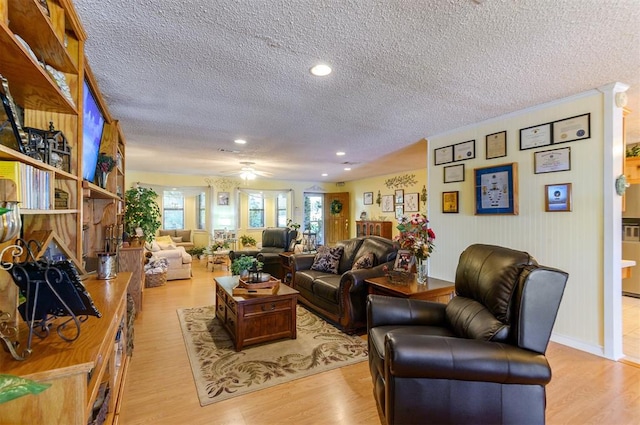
[[474, 163, 518, 215], [434, 145, 453, 165], [545, 183, 572, 212], [442, 191, 459, 214], [444, 164, 465, 183], [519, 123, 551, 150], [453, 139, 475, 162], [552, 113, 590, 144], [486, 131, 507, 159], [534, 147, 571, 174]]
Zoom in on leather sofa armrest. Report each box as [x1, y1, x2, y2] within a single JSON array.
[[291, 253, 316, 271], [340, 262, 392, 293], [385, 333, 551, 385], [367, 294, 447, 329]]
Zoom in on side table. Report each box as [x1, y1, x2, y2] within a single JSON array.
[[208, 250, 230, 271], [279, 251, 295, 283], [365, 275, 455, 303]]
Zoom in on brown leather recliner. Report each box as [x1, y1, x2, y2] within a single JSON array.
[[367, 244, 568, 425]]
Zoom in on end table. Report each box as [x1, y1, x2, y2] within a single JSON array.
[[365, 275, 455, 303]]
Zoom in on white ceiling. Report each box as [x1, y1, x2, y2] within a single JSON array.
[[74, 0, 640, 183]]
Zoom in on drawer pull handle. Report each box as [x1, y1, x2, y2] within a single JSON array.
[[261, 303, 276, 311]]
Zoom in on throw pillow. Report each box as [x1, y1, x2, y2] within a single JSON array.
[[157, 242, 176, 250], [156, 235, 173, 244], [171, 236, 183, 243], [311, 246, 344, 274], [352, 252, 375, 270]]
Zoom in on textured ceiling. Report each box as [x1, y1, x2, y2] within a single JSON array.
[[74, 0, 640, 183]]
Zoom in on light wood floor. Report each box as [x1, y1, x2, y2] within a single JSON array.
[[119, 260, 640, 425], [623, 295, 640, 362]]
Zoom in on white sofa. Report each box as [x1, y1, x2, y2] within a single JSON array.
[[147, 236, 192, 280]]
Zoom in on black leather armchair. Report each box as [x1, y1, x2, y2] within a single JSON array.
[[228, 227, 297, 279], [367, 244, 568, 425]]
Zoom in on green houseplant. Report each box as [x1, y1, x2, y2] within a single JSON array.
[[239, 234, 256, 248], [231, 256, 263, 276], [124, 186, 162, 243]]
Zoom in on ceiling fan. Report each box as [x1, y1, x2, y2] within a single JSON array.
[[221, 161, 272, 180]]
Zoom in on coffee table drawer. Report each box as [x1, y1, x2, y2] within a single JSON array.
[[243, 299, 292, 315]]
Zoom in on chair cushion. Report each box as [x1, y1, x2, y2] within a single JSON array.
[[311, 246, 344, 274], [171, 236, 183, 243], [352, 252, 375, 270], [445, 296, 509, 341]]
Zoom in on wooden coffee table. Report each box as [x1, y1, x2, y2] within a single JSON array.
[[214, 276, 299, 351], [365, 275, 455, 303]]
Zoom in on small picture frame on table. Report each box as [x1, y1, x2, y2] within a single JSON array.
[[395, 189, 404, 204], [545, 183, 572, 212], [363, 191, 373, 205], [394, 249, 415, 272], [442, 191, 459, 214]]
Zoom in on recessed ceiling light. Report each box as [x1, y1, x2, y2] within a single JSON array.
[[234, 139, 247, 144], [321, 173, 328, 177], [344, 167, 351, 171], [310, 63, 332, 77], [336, 151, 345, 156]]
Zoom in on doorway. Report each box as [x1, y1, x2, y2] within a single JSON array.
[[303, 193, 324, 247]]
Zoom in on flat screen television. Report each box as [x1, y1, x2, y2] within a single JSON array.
[[81, 79, 105, 183]]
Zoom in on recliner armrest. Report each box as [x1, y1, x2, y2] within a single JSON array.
[[367, 294, 447, 329], [385, 333, 551, 385]]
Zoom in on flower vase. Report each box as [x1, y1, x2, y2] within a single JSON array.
[[97, 171, 109, 189], [416, 257, 428, 284]]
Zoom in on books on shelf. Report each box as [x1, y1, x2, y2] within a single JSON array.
[[0, 161, 53, 210]]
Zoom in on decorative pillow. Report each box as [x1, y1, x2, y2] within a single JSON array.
[[171, 236, 183, 243], [311, 246, 344, 274], [352, 252, 375, 270], [155, 235, 173, 244], [157, 242, 176, 250], [149, 241, 161, 252]]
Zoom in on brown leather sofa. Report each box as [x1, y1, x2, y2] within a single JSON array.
[[367, 244, 568, 425], [228, 227, 297, 280], [291, 236, 397, 333]]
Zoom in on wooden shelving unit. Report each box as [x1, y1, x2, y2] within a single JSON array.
[[356, 220, 393, 239], [0, 1, 131, 423]]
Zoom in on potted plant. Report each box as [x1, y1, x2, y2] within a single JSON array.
[[239, 234, 257, 248], [231, 256, 263, 277], [124, 186, 162, 244], [96, 152, 116, 189], [186, 246, 206, 259]]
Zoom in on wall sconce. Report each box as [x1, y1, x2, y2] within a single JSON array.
[[420, 185, 427, 206], [376, 190, 382, 206]]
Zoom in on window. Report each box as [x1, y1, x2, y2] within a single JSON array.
[[248, 193, 264, 228], [304, 193, 324, 246], [163, 190, 184, 229], [196, 192, 206, 230], [276, 193, 287, 227]]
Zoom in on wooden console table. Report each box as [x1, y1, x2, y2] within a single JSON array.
[[0, 273, 132, 425], [279, 251, 294, 283], [366, 275, 455, 303], [214, 276, 298, 351]]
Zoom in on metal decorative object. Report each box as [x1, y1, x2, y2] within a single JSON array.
[[384, 174, 417, 189], [23, 122, 72, 172]]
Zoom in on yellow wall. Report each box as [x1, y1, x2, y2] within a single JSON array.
[[343, 168, 427, 239]]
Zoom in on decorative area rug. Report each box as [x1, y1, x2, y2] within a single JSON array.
[[177, 305, 368, 406]]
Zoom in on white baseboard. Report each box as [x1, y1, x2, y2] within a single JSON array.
[[550, 333, 605, 358]]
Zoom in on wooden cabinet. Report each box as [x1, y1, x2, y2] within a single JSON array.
[[119, 246, 145, 312], [0, 273, 132, 425], [356, 220, 393, 239], [625, 157, 640, 184]]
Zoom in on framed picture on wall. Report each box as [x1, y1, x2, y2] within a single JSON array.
[[382, 195, 394, 212], [395, 189, 404, 204], [453, 139, 475, 161], [545, 183, 572, 212], [474, 163, 519, 215], [395, 205, 404, 221], [218, 192, 230, 205], [404, 193, 419, 212], [486, 131, 507, 159], [363, 191, 373, 205], [442, 191, 459, 214]]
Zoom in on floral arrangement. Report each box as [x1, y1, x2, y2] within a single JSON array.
[[206, 239, 230, 253], [96, 152, 116, 173], [394, 213, 436, 261]]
